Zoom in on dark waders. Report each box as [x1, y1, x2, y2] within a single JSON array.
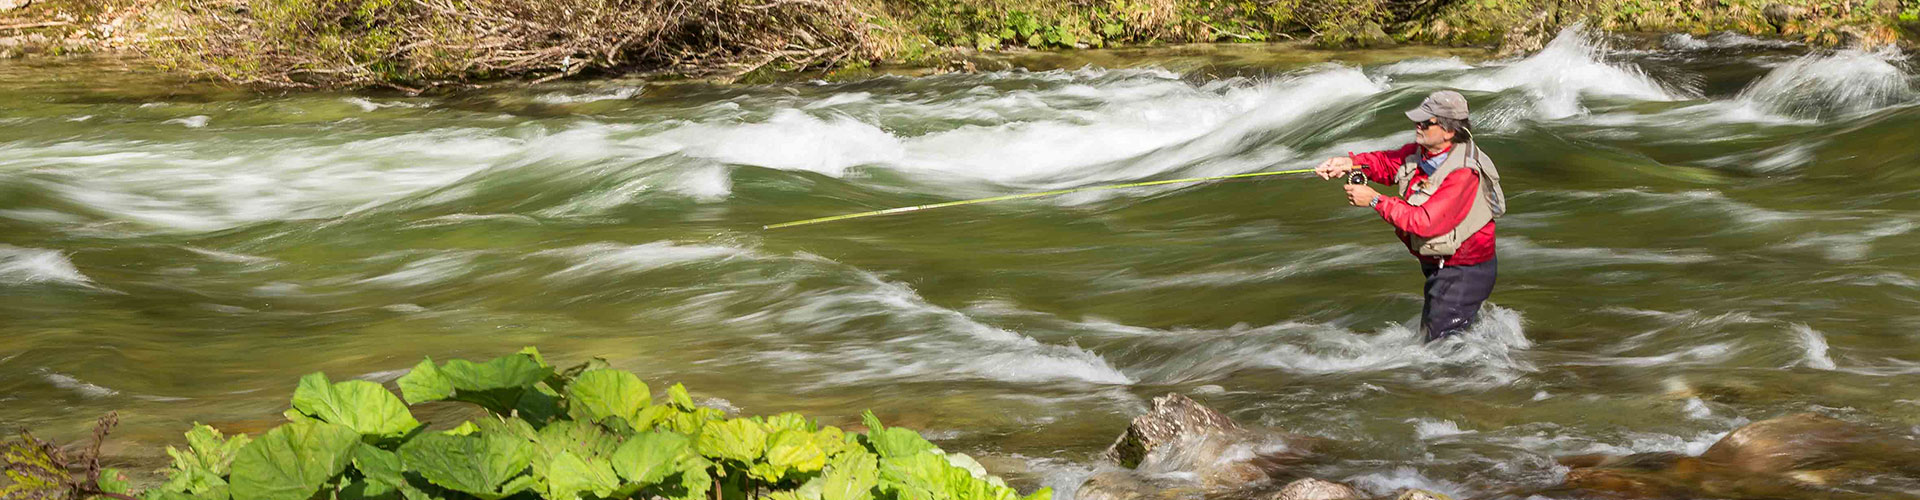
[[1420, 257, 1496, 342]]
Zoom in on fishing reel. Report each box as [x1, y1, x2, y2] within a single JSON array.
[[1346, 171, 1368, 185]]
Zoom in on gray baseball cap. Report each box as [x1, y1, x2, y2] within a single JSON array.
[[1405, 90, 1470, 122]]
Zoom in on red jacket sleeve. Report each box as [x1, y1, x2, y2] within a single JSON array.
[[1374, 169, 1479, 238], [1348, 143, 1419, 185]]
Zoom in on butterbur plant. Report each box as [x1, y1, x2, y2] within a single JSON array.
[[104, 348, 1053, 500]]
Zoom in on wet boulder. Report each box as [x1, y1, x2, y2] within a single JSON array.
[[1076, 470, 1205, 500], [1699, 413, 1868, 475], [1558, 413, 1920, 499], [1761, 3, 1810, 30], [1105, 393, 1242, 468], [1088, 393, 1319, 494], [1268, 478, 1362, 500], [1392, 490, 1452, 500]]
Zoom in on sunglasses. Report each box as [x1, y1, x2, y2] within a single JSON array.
[[1414, 120, 1440, 130]]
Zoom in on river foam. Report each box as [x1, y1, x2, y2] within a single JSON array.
[[1736, 48, 1915, 119], [0, 246, 90, 286], [1453, 25, 1685, 120]]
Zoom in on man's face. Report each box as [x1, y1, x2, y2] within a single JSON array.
[[1413, 119, 1455, 148]]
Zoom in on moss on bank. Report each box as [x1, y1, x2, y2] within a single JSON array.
[[0, 0, 1913, 88]]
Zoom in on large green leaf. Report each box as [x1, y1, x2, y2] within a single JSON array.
[[399, 352, 552, 414], [943, 453, 990, 481], [811, 427, 849, 459], [876, 451, 945, 500], [345, 444, 432, 500], [666, 383, 696, 410], [145, 491, 223, 500], [550, 357, 612, 393], [672, 457, 715, 500], [290, 373, 420, 438], [516, 347, 550, 368], [696, 418, 767, 463], [543, 450, 621, 500], [818, 450, 877, 500], [350, 444, 405, 493], [514, 387, 566, 427], [397, 358, 452, 405], [759, 429, 827, 480], [769, 477, 824, 500], [98, 468, 133, 495], [564, 369, 650, 424], [666, 407, 725, 435], [397, 431, 534, 498], [861, 412, 933, 459], [530, 420, 620, 479], [879, 449, 1019, 500], [227, 421, 360, 500], [439, 354, 551, 391], [632, 404, 676, 431], [763, 413, 813, 433], [158, 424, 252, 498], [610, 432, 691, 485]]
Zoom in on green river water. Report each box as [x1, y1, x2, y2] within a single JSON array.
[[3, 28, 1919, 498]]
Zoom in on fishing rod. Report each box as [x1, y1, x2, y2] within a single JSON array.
[[763, 167, 1368, 230]]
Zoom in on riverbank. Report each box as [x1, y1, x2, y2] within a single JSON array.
[[1, 0, 1915, 88]]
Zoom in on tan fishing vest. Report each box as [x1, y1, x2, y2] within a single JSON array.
[[1393, 140, 1507, 257]]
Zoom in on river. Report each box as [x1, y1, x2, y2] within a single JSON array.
[[2, 27, 1918, 498]]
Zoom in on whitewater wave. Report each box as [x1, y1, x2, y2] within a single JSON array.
[[648, 65, 1389, 191], [39, 369, 118, 398], [1454, 25, 1686, 120], [1789, 323, 1837, 370], [0, 246, 91, 286], [1736, 48, 1915, 119], [1372, 57, 1475, 76], [527, 241, 1135, 386], [1663, 32, 1798, 51], [1500, 237, 1714, 270], [1090, 305, 1532, 388]]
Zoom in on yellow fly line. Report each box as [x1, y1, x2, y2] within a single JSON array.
[[763, 167, 1322, 230]]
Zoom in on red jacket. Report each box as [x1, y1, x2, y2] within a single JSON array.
[[1349, 143, 1496, 266]]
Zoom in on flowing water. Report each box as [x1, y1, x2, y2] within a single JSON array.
[[4, 28, 1920, 498]]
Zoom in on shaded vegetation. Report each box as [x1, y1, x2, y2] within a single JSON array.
[[0, 0, 1914, 90]]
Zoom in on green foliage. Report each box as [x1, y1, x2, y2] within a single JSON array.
[[291, 373, 421, 439], [227, 421, 361, 500], [565, 370, 651, 426], [123, 348, 1046, 500], [158, 425, 254, 498], [397, 351, 554, 417], [860, 412, 934, 459], [398, 431, 536, 498]]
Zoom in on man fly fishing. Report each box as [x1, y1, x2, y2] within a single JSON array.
[[1313, 90, 1508, 342]]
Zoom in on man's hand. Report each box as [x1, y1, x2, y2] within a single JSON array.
[[1315, 156, 1355, 180], [1344, 184, 1382, 207]]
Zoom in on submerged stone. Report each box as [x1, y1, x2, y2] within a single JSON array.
[[1392, 490, 1452, 500], [1088, 393, 1318, 497], [1269, 478, 1362, 500], [1558, 413, 1920, 499], [1105, 393, 1242, 468]]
